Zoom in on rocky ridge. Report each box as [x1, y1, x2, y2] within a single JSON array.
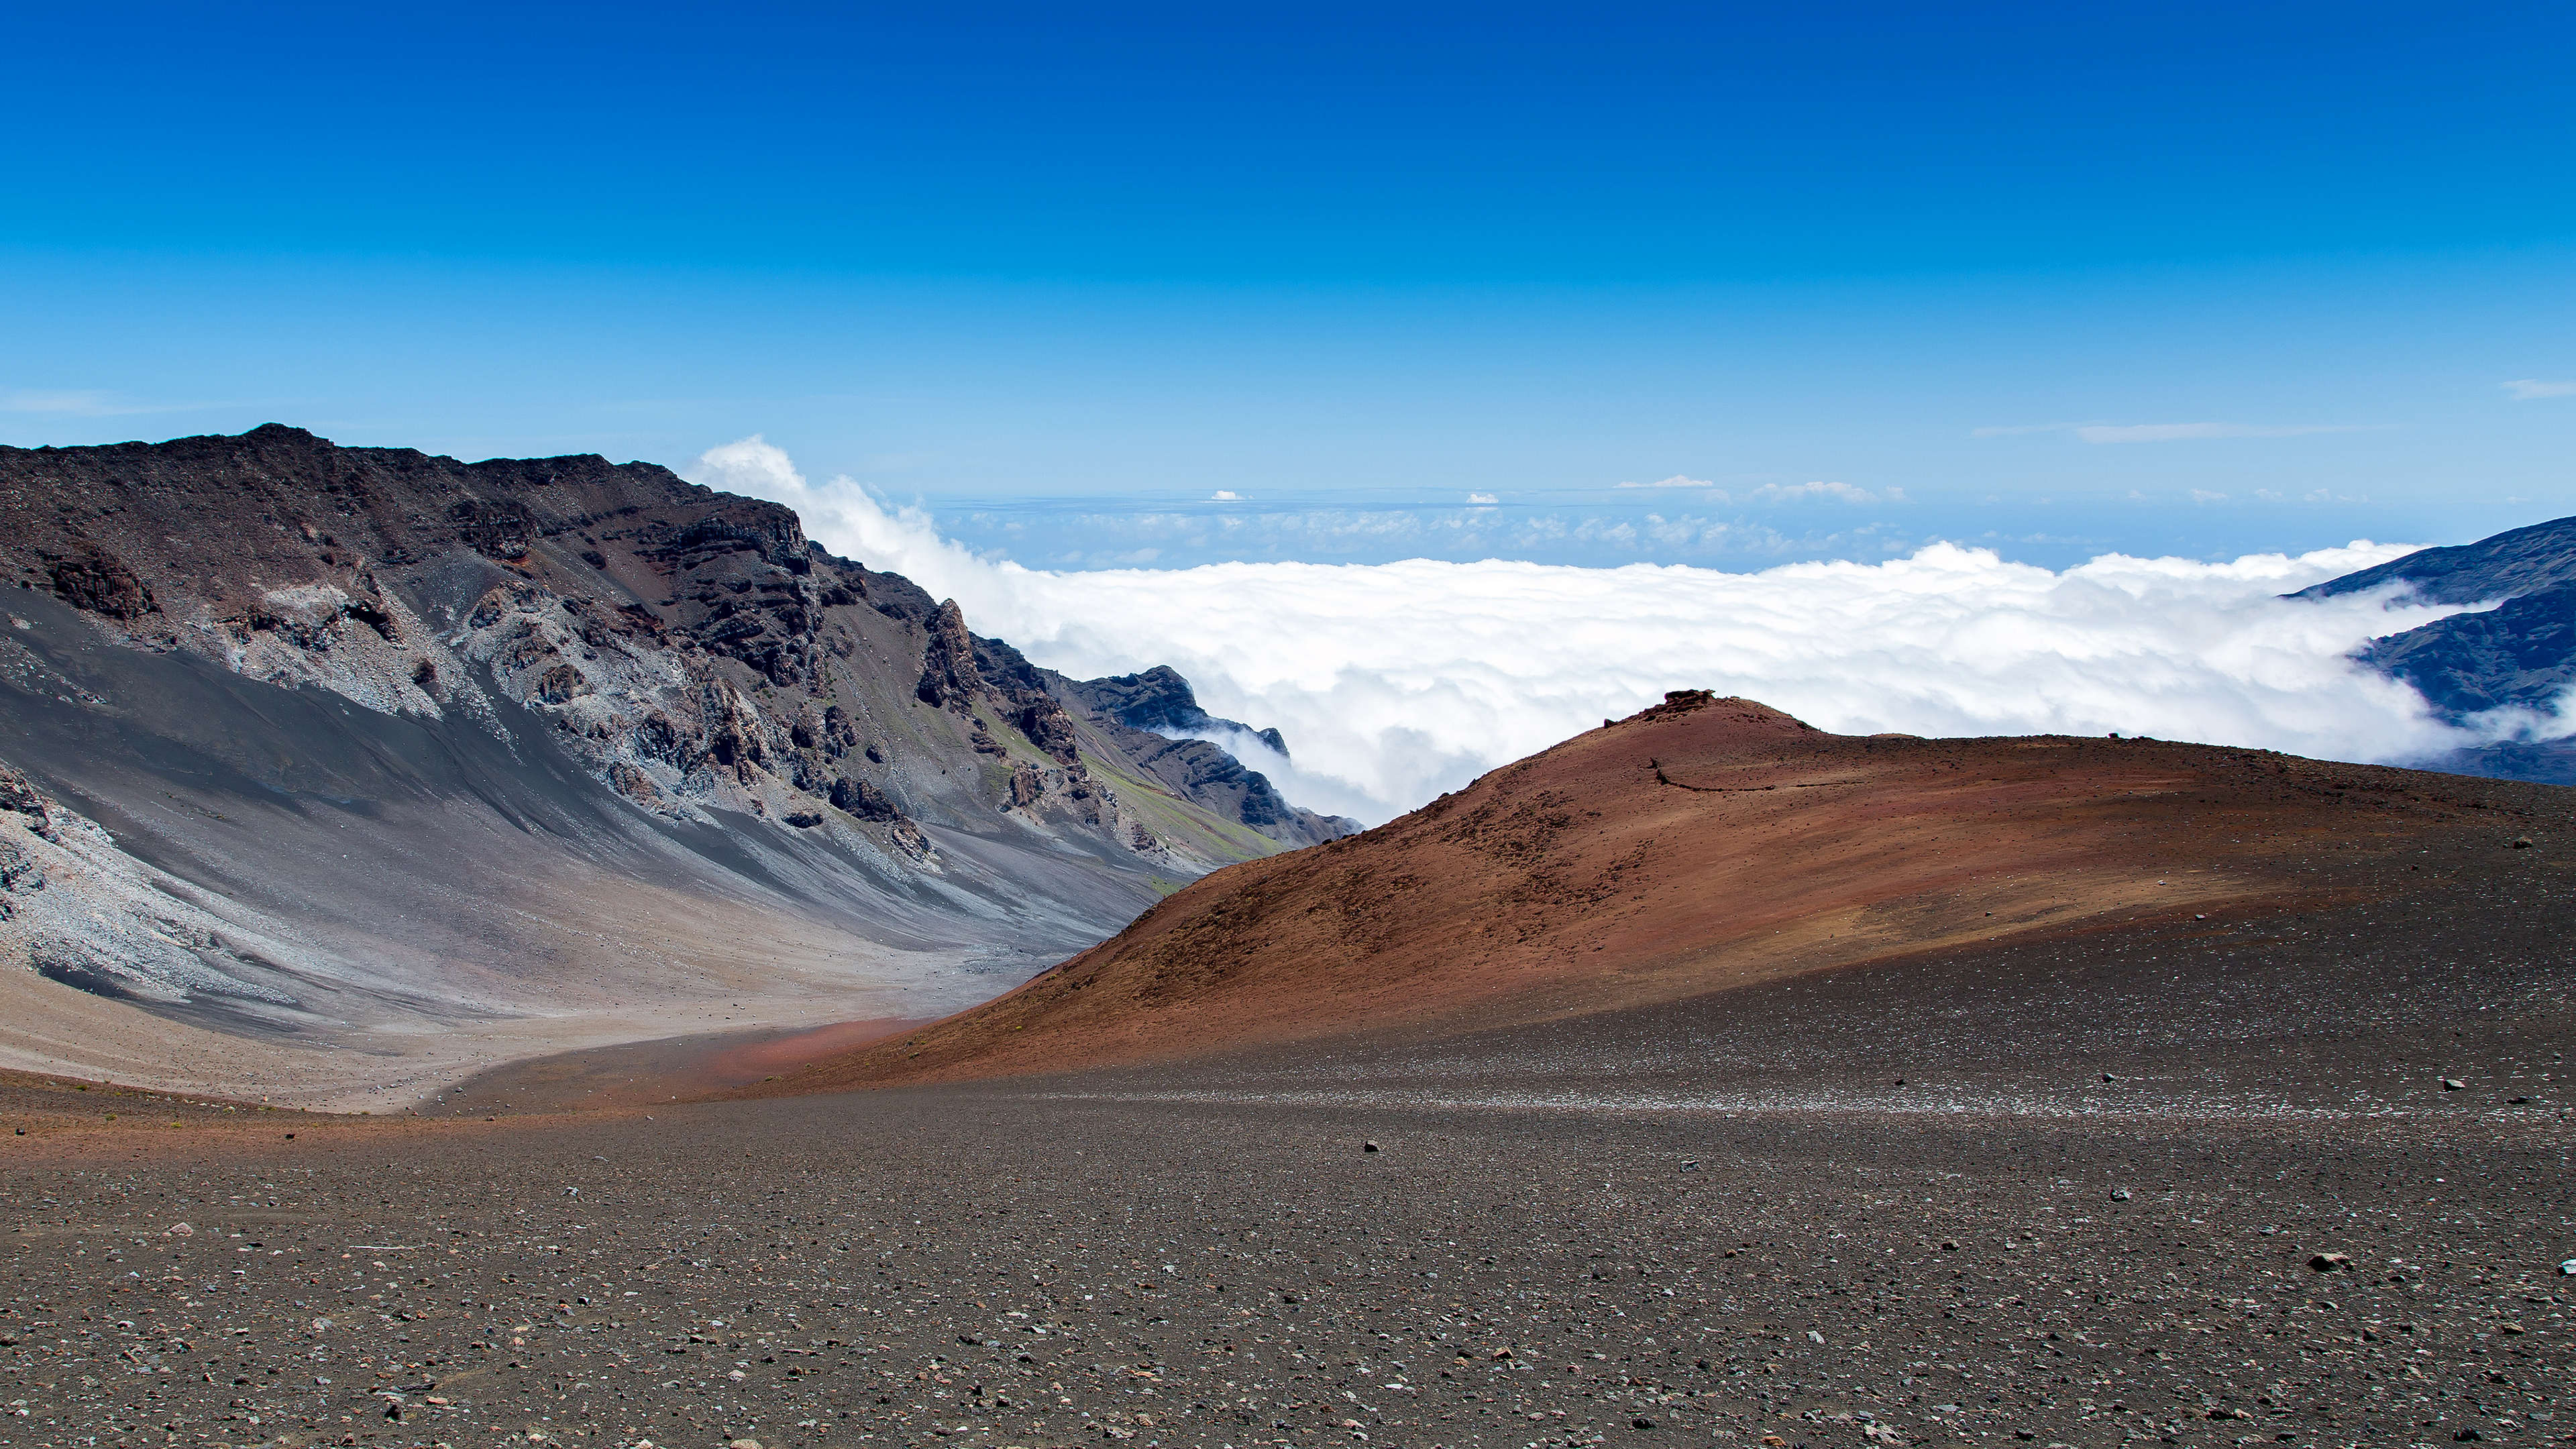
[[0, 424, 1348, 1104], [0, 423, 1342, 864]]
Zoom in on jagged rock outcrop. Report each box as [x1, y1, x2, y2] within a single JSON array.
[[830, 774, 900, 821], [914, 600, 983, 709], [43, 547, 157, 621], [0, 762, 46, 920], [0, 761, 54, 838]]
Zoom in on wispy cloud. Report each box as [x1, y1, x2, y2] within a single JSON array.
[[1609, 477, 1888, 504], [2502, 378, 2576, 400], [2189, 489, 2229, 504], [1466, 492, 1498, 504], [1979, 419, 2383, 444], [1750, 480, 1882, 504]]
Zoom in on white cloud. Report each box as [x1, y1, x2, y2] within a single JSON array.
[[2189, 490, 2229, 504], [694, 437, 2512, 828], [1749, 480, 1877, 504], [1210, 490, 1244, 500], [1466, 492, 1499, 504], [2502, 378, 2576, 400], [1615, 474, 1721, 490]]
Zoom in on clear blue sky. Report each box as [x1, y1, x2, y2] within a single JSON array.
[[7, 1, 2573, 568]]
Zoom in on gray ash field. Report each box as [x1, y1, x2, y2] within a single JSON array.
[[5, 914, 2571, 1449]]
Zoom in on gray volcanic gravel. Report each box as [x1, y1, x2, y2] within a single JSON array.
[[4, 1082, 2571, 1449], [6, 828, 2573, 1449]]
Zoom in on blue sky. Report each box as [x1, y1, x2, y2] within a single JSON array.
[[7, 1, 2573, 569]]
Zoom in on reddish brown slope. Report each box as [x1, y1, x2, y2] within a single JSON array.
[[758, 692, 2553, 1091]]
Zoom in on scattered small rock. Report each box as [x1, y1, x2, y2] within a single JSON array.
[[2558, 1258, 2575, 1276], [2110, 1188, 2131, 1201], [2441, 1078, 2466, 1091], [1362, 1140, 1379, 1153], [2510, 837, 2532, 849], [2308, 1252, 2354, 1272], [1678, 1159, 1699, 1172], [164, 1222, 193, 1238], [1629, 1416, 1656, 1430]]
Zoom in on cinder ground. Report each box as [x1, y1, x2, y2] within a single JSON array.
[[6, 702, 2571, 1449], [4, 902, 2569, 1449]]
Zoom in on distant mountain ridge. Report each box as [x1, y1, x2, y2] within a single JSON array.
[[0, 423, 1350, 1107], [1066, 663, 1292, 757], [2298, 513, 2576, 782]]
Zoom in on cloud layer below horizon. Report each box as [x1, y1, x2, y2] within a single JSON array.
[[694, 437, 2551, 825]]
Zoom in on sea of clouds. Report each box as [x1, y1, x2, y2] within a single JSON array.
[[692, 437, 2557, 826]]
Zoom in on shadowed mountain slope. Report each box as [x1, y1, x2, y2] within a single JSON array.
[[769, 690, 2566, 1091], [2298, 513, 2576, 783]]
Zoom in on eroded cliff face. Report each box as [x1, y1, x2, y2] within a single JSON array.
[[0, 424, 1348, 1105], [0, 423, 1342, 868]]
